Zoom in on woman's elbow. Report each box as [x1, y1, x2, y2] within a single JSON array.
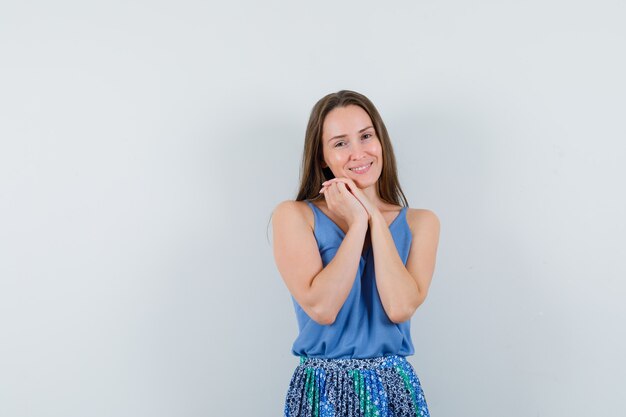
[[389, 294, 427, 324], [310, 304, 337, 326]]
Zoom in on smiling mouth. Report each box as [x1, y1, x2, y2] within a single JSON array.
[[348, 161, 373, 173]]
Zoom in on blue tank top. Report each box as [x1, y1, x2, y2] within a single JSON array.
[[290, 200, 415, 359]]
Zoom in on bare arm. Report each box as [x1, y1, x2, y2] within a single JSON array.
[[272, 200, 369, 325], [370, 208, 440, 323]]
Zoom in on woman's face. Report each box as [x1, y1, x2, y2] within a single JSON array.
[[321, 104, 383, 189]]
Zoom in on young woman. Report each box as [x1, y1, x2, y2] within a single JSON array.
[[272, 90, 440, 417]]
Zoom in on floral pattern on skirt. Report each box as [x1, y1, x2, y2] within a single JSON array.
[[284, 355, 430, 417]]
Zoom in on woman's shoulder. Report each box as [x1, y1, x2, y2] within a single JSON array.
[[406, 206, 438, 216], [272, 199, 315, 230], [406, 207, 440, 232], [273, 198, 316, 212]]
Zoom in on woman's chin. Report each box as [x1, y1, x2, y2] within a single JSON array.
[[355, 179, 376, 190]]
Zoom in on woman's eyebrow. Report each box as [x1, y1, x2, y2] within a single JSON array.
[[328, 126, 374, 143]]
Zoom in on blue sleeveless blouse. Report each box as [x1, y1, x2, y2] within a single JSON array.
[[290, 200, 415, 359]]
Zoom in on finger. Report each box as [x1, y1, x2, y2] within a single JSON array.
[[322, 178, 349, 188], [330, 181, 341, 198], [320, 181, 337, 193], [339, 182, 362, 205], [336, 181, 351, 198], [327, 183, 340, 209], [330, 182, 341, 202], [329, 177, 356, 192], [335, 179, 356, 195], [325, 182, 337, 200]]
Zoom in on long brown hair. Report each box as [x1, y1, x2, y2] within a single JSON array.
[[295, 89, 408, 207], [266, 90, 408, 244]]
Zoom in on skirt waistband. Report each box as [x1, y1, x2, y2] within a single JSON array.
[[298, 354, 408, 371]]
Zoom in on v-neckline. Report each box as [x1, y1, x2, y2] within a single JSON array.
[[308, 201, 407, 261]]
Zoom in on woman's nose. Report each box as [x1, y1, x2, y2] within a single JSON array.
[[350, 141, 367, 160]]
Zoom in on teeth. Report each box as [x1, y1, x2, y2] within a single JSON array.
[[350, 162, 371, 172]]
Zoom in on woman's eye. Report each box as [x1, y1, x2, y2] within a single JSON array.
[[334, 134, 372, 147]]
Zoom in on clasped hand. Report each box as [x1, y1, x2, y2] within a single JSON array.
[[319, 177, 378, 226]]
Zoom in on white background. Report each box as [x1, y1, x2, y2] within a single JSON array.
[[1, 1, 625, 416]]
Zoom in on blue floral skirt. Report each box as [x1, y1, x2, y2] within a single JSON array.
[[284, 354, 430, 417]]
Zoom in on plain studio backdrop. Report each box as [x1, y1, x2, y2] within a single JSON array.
[[1, 1, 624, 416]]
